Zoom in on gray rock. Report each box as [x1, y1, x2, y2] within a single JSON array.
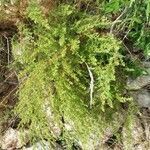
[[136, 89, 150, 108], [131, 89, 150, 108], [127, 74, 150, 108], [127, 76, 150, 90], [142, 61, 150, 68], [122, 117, 142, 150], [122, 115, 149, 150]]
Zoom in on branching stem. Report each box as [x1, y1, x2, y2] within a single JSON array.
[[110, 7, 128, 34]]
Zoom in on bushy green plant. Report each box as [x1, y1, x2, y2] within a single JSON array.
[[102, 0, 150, 57], [13, 1, 131, 148]]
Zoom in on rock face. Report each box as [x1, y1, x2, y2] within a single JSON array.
[[135, 89, 150, 108], [127, 75, 150, 108], [122, 117, 144, 150], [131, 89, 150, 108], [127, 76, 150, 90], [122, 110, 150, 150], [43, 102, 61, 138], [126, 61, 150, 108], [0, 128, 29, 150], [23, 140, 62, 150]]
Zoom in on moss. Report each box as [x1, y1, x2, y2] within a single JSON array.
[[12, 1, 134, 149]]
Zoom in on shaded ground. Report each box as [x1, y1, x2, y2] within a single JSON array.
[[0, 22, 18, 139]]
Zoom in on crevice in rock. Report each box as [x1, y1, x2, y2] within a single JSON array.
[[0, 21, 19, 139]]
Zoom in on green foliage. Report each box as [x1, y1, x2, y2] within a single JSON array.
[[103, 0, 150, 57], [98, 0, 150, 82], [13, 1, 132, 148], [126, 0, 150, 57], [125, 60, 147, 78]]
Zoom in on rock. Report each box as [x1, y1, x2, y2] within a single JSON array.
[[43, 102, 61, 138], [136, 89, 150, 108], [132, 89, 150, 108], [0, 128, 29, 150], [23, 141, 50, 150], [23, 140, 62, 150], [142, 61, 150, 68], [122, 116, 149, 150], [141, 61, 150, 74], [64, 122, 74, 131], [127, 76, 150, 90], [139, 108, 150, 143], [127, 74, 150, 108], [78, 111, 126, 150], [133, 143, 149, 150]]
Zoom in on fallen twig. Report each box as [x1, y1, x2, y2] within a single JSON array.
[[110, 7, 128, 34], [85, 62, 94, 109], [3, 35, 10, 66]]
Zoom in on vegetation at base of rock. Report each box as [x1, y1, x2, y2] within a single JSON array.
[[0, 0, 149, 149]]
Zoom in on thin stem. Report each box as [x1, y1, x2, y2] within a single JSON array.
[[85, 62, 94, 109]]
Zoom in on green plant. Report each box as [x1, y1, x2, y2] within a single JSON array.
[[103, 0, 150, 57], [12, 1, 132, 148]]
